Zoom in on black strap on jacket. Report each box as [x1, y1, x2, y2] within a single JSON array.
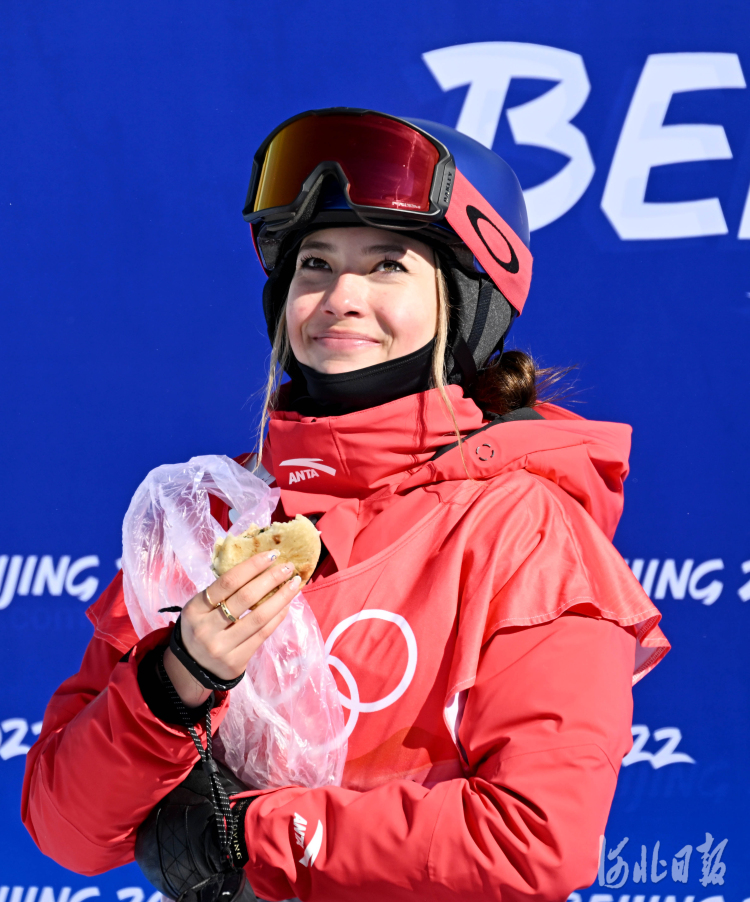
[[430, 406, 544, 462], [156, 649, 236, 864]]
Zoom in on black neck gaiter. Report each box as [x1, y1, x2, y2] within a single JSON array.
[[288, 339, 435, 417]]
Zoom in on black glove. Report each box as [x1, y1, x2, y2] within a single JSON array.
[[135, 759, 255, 902]]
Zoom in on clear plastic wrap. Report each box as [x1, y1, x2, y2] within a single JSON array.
[[121, 454, 346, 789]]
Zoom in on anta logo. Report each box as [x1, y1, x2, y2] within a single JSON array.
[[288, 469, 319, 484], [279, 457, 337, 483], [293, 812, 307, 848], [292, 812, 323, 867]]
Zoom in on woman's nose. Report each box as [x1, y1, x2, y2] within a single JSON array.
[[321, 273, 366, 317]]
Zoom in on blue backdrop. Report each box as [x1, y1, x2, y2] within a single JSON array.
[[1, 1, 749, 898]]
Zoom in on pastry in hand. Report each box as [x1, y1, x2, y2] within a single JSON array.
[[211, 514, 321, 606]]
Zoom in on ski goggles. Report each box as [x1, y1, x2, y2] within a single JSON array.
[[243, 109, 454, 227], [244, 108, 533, 315]]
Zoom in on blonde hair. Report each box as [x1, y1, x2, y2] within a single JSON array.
[[256, 310, 291, 467], [254, 256, 465, 469], [431, 267, 467, 469]]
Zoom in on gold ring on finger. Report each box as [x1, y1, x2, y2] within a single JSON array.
[[217, 601, 238, 624]]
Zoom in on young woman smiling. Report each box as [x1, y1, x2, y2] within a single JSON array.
[[288, 229, 440, 371], [23, 109, 670, 902]]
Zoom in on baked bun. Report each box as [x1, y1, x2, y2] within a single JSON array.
[[211, 515, 321, 606]]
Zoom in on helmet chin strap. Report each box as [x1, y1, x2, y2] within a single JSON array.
[[448, 334, 478, 388]]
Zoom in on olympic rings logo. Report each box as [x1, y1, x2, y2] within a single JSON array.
[[325, 610, 418, 740]]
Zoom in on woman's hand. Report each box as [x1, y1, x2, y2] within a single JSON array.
[[162, 551, 300, 707]]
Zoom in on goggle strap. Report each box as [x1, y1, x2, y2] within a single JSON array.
[[445, 170, 532, 315]]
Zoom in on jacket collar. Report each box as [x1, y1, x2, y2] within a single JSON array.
[[264, 386, 483, 515], [263, 389, 632, 571]]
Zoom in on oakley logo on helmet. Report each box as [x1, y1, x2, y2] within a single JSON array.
[[466, 205, 519, 274]]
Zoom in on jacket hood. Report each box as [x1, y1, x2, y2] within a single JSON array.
[[264, 386, 631, 543]]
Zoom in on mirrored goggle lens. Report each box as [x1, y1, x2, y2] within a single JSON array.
[[253, 113, 440, 214]]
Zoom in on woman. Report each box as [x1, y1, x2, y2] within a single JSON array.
[[22, 109, 669, 902]]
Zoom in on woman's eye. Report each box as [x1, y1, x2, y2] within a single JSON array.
[[374, 259, 406, 273], [299, 256, 330, 271]]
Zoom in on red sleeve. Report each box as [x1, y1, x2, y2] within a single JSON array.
[[242, 614, 635, 902], [21, 619, 229, 876]]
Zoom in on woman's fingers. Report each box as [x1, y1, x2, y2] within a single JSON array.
[[182, 550, 280, 621], [230, 572, 301, 640], [175, 551, 303, 681], [203, 552, 300, 619], [187, 571, 300, 675], [219, 561, 298, 618], [209, 550, 282, 604]]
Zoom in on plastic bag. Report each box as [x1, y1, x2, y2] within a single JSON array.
[[121, 454, 346, 789]]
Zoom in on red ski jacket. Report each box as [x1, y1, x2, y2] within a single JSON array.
[[22, 387, 669, 902]]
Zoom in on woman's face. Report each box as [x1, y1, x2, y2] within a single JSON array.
[[285, 226, 438, 374]]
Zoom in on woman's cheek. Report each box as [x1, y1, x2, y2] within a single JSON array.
[[285, 295, 315, 351], [382, 291, 437, 346]]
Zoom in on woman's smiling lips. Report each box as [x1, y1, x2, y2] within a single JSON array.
[[311, 330, 381, 350]]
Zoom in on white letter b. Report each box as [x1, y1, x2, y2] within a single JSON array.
[[423, 41, 595, 232]]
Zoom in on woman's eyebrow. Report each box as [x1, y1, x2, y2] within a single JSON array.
[[362, 243, 409, 255], [299, 239, 410, 255], [299, 239, 334, 252]]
